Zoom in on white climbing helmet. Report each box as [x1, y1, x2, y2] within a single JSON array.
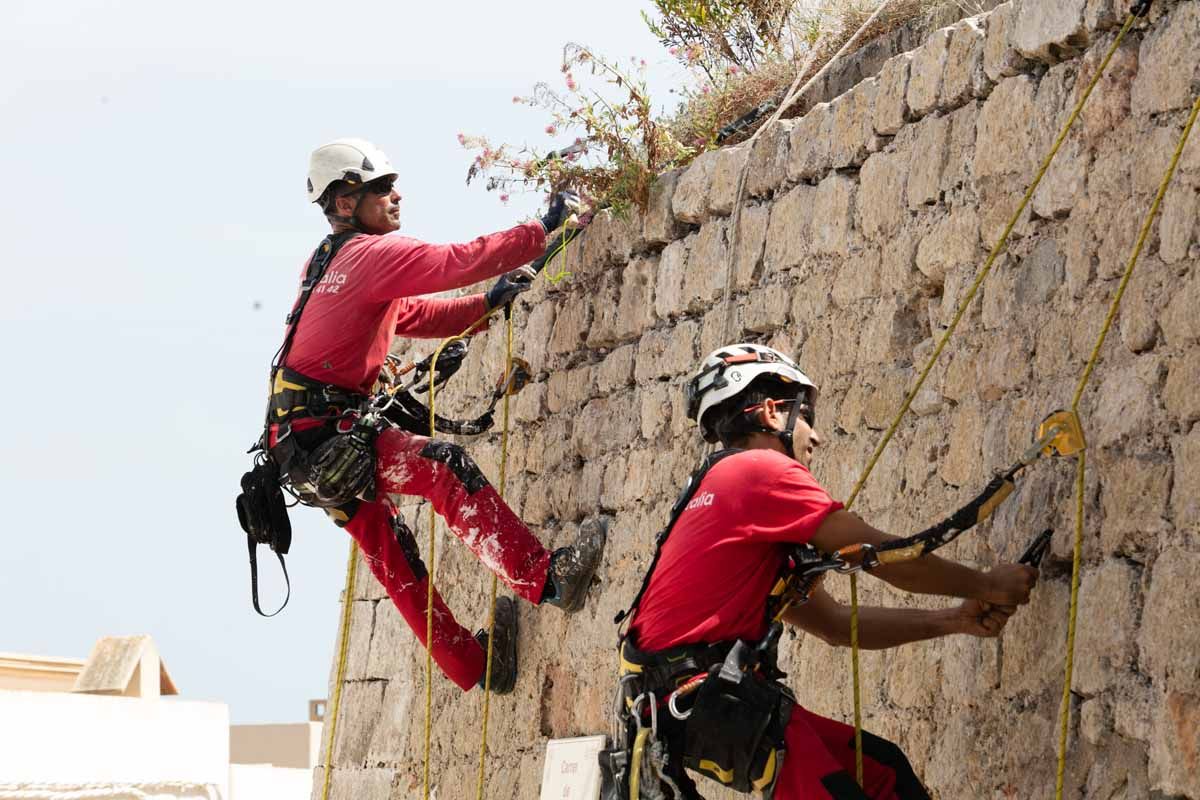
[[686, 343, 817, 443], [306, 138, 397, 203]]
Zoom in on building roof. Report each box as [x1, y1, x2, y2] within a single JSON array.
[[72, 635, 179, 697]]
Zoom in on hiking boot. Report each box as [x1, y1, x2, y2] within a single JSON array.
[[543, 515, 609, 613], [474, 596, 518, 695]]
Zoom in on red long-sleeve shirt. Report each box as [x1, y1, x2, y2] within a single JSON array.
[[283, 221, 545, 394]]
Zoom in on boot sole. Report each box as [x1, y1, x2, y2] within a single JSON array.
[[484, 596, 518, 694], [558, 517, 609, 613]]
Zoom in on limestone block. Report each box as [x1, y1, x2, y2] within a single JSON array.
[[1092, 355, 1165, 449], [983, 2, 1031, 82], [942, 345, 979, 404], [942, 635, 1001, 703], [341, 600, 375, 679], [975, 75, 1038, 178], [982, 242, 1064, 330], [546, 364, 594, 414], [333, 680, 386, 766], [742, 281, 791, 334], [366, 604, 418, 681], [765, 183, 815, 271], [614, 255, 657, 342], [880, 229, 920, 295], [1001, 578, 1070, 696], [682, 219, 729, 312], [830, 79, 881, 169], [915, 206, 980, 289], [863, 368, 910, 430], [746, 119, 793, 198], [1033, 137, 1086, 219], [857, 151, 909, 240], [1084, 739, 1153, 798], [643, 169, 684, 245], [585, 268, 621, 349], [708, 143, 750, 215], [572, 398, 625, 460], [856, 297, 922, 369], [885, 640, 939, 708], [672, 149, 717, 225], [832, 248, 882, 307], [1131, 1, 1200, 118], [1114, 683, 1156, 743], [1139, 547, 1200, 693], [907, 27, 951, 119], [1075, 561, 1139, 694], [1161, 269, 1200, 347], [577, 208, 639, 267], [512, 380, 545, 424], [640, 381, 672, 442], [1010, 0, 1088, 63], [942, 17, 990, 108], [787, 101, 833, 183], [323, 767, 393, 800], [733, 203, 769, 290], [1172, 425, 1200, 528], [1149, 690, 1200, 797], [653, 237, 691, 319], [939, 401, 984, 486], [597, 344, 635, 394], [663, 319, 700, 376], [1086, 0, 1123, 32], [1165, 350, 1200, 425], [975, 332, 1032, 401], [1157, 175, 1200, 264], [1099, 454, 1171, 557], [810, 174, 856, 257], [906, 114, 951, 209], [548, 292, 592, 355], [1079, 39, 1138, 147], [874, 52, 913, 135], [634, 329, 670, 383], [366, 678, 415, 765]]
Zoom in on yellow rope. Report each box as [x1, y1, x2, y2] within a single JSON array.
[[475, 311, 517, 800], [1053, 91, 1200, 800], [836, 14, 1140, 784], [319, 539, 360, 800]]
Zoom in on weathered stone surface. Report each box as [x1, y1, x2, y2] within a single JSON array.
[[1099, 454, 1172, 557], [1150, 690, 1200, 797], [1158, 175, 1200, 264], [1165, 350, 1200, 425], [578, 208, 639, 267], [733, 202, 769, 290], [874, 52, 912, 135], [907, 27, 951, 118], [915, 206, 980, 288], [1131, 1, 1200, 118], [548, 292, 592, 354], [708, 143, 750, 216], [596, 344, 635, 394], [765, 183, 815, 271], [788, 101, 834, 181], [975, 75, 1038, 178], [682, 220, 728, 311], [1010, 0, 1088, 63], [1076, 561, 1139, 693], [941, 17, 990, 108], [1140, 547, 1200, 693], [939, 401, 985, 486], [1161, 270, 1200, 347], [830, 78, 881, 169], [1092, 355, 1165, 449], [810, 174, 856, 257], [983, 2, 1031, 82], [857, 151, 908, 240], [613, 255, 657, 342], [643, 169, 684, 245], [585, 268, 622, 349], [653, 237, 691, 319], [906, 114, 951, 208], [1173, 425, 1200, 528], [672, 149, 717, 224], [746, 119, 793, 198]]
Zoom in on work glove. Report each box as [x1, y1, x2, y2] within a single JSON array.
[[485, 265, 537, 310], [540, 190, 584, 233]]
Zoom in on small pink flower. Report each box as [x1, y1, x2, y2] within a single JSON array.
[[567, 78, 577, 91], [545, 124, 557, 135], [640, 59, 647, 68], [512, 95, 521, 104], [457, 132, 467, 145], [499, 193, 510, 203], [668, 47, 678, 56], [701, 85, 711, 95], [727, 65, 740, 75]]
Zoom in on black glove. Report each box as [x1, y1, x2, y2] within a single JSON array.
[[540, 190, 582, 233], [485, 266, 536, 309]]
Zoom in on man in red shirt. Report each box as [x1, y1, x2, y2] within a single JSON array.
[[266, 138, 605, 695], [620, 343, 1038, 799]]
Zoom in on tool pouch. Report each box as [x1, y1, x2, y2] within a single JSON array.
[[283, 419, 379, 509], [681, 660, 793, 796], [236, 457, 292, 554], [598, 746, 631, 800]]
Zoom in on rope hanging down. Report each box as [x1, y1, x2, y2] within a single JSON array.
[[828, 7, 1151, 784], [1053, 91, 1200, 800]]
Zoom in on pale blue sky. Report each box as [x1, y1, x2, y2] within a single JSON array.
[[0, 0, 684, 722]]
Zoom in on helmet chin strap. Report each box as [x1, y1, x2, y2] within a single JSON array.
[[747, 399, 804, 461]]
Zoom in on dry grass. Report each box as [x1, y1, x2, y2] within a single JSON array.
[[667, 0, 943, 148]]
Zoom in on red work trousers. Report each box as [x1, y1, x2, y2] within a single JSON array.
[[341, 426, 552, 691], [775, 705, 929, 799]]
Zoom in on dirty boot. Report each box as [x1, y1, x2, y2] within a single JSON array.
[[542, 516, 609, 613], [475, 596, 518, 694]]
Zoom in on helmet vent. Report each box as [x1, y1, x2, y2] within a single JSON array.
[[361, 156, 374, 171]]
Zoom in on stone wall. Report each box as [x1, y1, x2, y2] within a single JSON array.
[[314, 1, 1200, 797]]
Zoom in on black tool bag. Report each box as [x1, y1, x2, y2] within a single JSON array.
[[235, 457, 292, 616], [681, 652, 794, 796]]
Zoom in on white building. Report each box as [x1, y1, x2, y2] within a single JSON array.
[[0, 636, 320, 800]]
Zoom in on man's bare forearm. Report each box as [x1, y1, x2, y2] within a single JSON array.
[[783, 596, 960, 649], [812, 510, 991, 600]]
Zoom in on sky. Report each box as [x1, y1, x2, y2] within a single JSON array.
[[0, 0, 687, 723]]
